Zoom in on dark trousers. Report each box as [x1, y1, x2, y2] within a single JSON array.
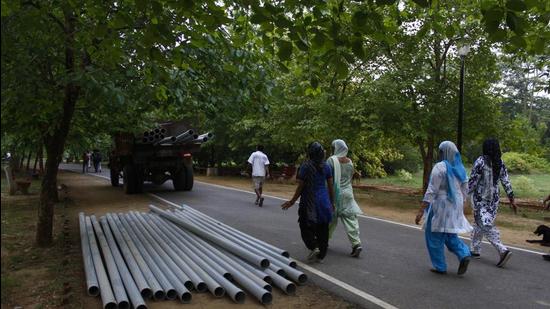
[[299, 221, 329, 259], [82, 161, 87, 173]]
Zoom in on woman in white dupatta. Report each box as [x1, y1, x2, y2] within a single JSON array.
[[327, 139, 363, 257]]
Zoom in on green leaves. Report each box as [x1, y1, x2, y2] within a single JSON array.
[[506, 0, 527, 11], [411, 0, 431, 8], [277, 40, 293, 61]]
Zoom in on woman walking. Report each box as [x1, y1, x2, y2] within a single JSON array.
[[282, 142, 334, 263], [415, 141, 472, 275], [327, 139, 363, 257], [468, 138, 517, 267]]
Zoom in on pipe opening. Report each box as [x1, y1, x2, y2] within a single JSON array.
[[105, 302, 117, 309], [141, 288, 153, 299], [118, 301, 130, 309], [289, 261, 297, 268], [136, 305, 147, 309], [154, 290, 166, 300], [263, 284, 272, 292], [180, 292, 192, 303], [264, 276, 273, 284], [166, 289, 177, 300], [88, 286, 100, 296], [234, 291, 246, 303], [196, 282, 208, 293], [260, 259, 270, 268], [223, 273, 233, 281], [261, 292, 273, 305], [213, 287, 225, 297], [286, 283, 297, 295], [282, 251, 290, 258], [297, 274, 308, 284], [184, 281, 194, 291], [277, 269, 286, 276]]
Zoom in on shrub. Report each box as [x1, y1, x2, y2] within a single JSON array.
[[502, 152, 550, 174], [513, 175, 537, 197], [396, 169, 413, 182]]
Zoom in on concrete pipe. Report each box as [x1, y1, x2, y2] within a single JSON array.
[[179, 205, 290, 257], [144, 214, 246, 301], [129, 212, 208, 293], [154, 215, 273, 304], [106, 214, 164, 300], [122, 213, 194, 295], [150, 205, 270, 269], [79, 213, 99, 296], [99, 217, 147, 309], [177, 209, 296, 267], [90, 216, 130, 309], [117, 214, 190, 302], [85, 216, 117, 309]]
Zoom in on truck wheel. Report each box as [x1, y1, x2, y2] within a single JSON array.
[[110, 168, 120, 187], [123, 164, 141, 194], [183, 162, 193, 191], [172, 167, 186, 191]]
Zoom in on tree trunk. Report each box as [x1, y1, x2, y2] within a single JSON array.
[[420, 136, 435, 194], [35, 9, 79, 247], [39, 147, 44, 174], [26, 151, 32, 171]]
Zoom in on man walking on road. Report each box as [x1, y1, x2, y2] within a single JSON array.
[[248, 145, 270, 207]]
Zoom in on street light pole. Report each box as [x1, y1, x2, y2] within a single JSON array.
[[457, 55, 465, 152], [457, 45, 470, 152]]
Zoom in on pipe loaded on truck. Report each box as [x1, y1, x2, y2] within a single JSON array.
[[108, 120, 212, 194]]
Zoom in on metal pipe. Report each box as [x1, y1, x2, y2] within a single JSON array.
[[90, 216, 130, 309], [79, 213, 99, 296], [143, 131, 150, 137], [118, 214, 191, 302], [160, 128, 167, 134], [265, 269, 296, 295], [85, 216, 116, 309], [148, 215, 233, 281], [269, 257, 308, 284], [152, 214, 273, 304], [123, 213, 195, 293], [106, 214, 164, 300], [99, 217, 147, 309], [177, 209, 296, 267], [174, 133, 199, 144], [179, 205, 289, 258], [150, 205, 270, 269], [224, 251, 272, 284], [154, 136, 177, 146], [145, 214, 246, 301], [174, 129, 194, 142], [129, 212, 208, 293], [197, 132, 213, 139]]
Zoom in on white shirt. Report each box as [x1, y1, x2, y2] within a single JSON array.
[[248, 151, 269, 177]]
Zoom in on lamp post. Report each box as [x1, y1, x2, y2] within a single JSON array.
[[457, 45, 470, 152]]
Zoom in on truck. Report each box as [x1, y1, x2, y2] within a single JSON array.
[[108, 121, 209, 194]]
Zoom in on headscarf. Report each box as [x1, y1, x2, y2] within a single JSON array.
[[307, 142, 325, 171], [438, 141, 467, 203], [482, 138, 502, 183], [331, 139, 348, 158]]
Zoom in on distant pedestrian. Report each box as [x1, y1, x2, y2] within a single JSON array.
[[415, 141, 472, 275], [92, 150, 102, 173], [543, 194, 550, 211], [248, 145, 270, 207], [468, 138, 517, 267], [82, 152, 89, 173], [327, 139, 363, 257], [86, 151, 92, 170], [282, 142, 334, 263]]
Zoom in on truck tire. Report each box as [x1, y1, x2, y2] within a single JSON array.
[[110, 168, 120, 187], [173, 163, 193, 191], [123, 164, 142, 194]]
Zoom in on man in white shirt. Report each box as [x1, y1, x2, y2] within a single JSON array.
[[248, 145, 270, 207]]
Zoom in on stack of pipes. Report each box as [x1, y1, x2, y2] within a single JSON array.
[[79, 204, 306, 308], [139, 128, 212, 146]]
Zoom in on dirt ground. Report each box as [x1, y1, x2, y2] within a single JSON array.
[[195, 176, 550, 251], [2, 171, 358, 309]]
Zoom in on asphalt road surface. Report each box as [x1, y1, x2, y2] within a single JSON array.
[[63, 165, 550, 309]]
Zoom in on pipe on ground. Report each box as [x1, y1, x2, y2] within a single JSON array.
[[106, 214, 164, 300], [90, 216, 130, 309], [85, 216, 116, 309], [150, 205, 270, 269], [79, 213, 99, 296], [99, 217, 147, 309]]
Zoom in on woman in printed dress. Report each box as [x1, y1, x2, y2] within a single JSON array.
[[468, 138, 517, 267], [415, 141, 472, 275]]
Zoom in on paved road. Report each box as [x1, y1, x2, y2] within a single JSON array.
[[64, 165, 550, 309]]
